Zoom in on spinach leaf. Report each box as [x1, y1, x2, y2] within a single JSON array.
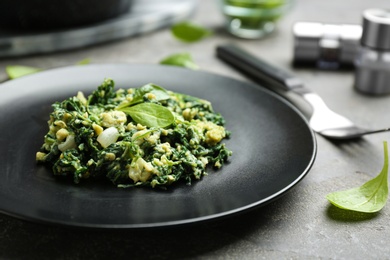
[[326, 141, 389, 213], [119, 103, 174, 128], [76, 58, 91, 65], [6, 65, 42, 79], [160, 53, 199, 70], [136, 84, 171, 102], [116, 84, 174, 127], [118, 83, 171, 109], [171, 21, 212, 43], [6, 58, 90, 80]]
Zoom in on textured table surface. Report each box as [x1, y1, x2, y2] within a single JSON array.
[[1, 0, 390, 259]]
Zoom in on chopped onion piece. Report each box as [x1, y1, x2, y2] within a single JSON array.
[[58, 135, 76, 152], [97, 127, 119, 148]]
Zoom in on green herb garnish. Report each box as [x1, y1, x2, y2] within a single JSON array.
[[326, 141, 389, 213], [160, 53, 199, 70], [6, 65, 42, 79], [116, 83, 175, 127], [171, 21, 212, 43], [120, 83, 171, 108], [119, 103, 174, 128]]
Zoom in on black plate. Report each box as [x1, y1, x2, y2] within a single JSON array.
[[0, 64, 316, 228]]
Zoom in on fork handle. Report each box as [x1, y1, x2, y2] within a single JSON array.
[[216, 44, 304, 91]]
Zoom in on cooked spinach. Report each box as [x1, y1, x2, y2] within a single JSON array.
[[36, 78, 232, 188]]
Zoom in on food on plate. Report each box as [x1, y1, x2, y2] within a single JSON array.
[[36, 79, 232, 188]]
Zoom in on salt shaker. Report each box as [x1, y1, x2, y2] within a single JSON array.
[[293, 22, 362, 69], [354, 8, 390, 95]]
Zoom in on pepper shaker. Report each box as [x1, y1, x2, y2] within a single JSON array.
[[354, 8, 390, 95]]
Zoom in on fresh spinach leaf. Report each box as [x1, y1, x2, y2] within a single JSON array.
[[6, 65, 42, 79], [76, 58, 91, 65], [137, 84, 171, 102], [116, 84, 174, 127], [118, 83, 171, 109], [6, 58, 90, 80], [119, 103, 174, 128], [160, 53, 199, 70], [326, 141, 389, 213], [171, 21, 212, 43]]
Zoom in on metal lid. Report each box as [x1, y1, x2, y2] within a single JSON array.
[[361, 9, 390, 50]]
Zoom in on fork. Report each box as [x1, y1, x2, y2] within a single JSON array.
[[216, 44, 390, 140]]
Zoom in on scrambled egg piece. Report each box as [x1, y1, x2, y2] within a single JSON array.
[[100, 111, 127, 127], [195, 121, 226, 145], [128, 157, 156, 183]]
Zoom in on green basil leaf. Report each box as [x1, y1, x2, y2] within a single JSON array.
[[160, 53, 199, 70], [6, 65, 42, 79], [120, 103, 174, 128], [171, 21, 212, 43], [326, 141, 389, 213]]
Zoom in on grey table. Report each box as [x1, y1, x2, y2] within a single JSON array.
[[1, 0, 390, 259]]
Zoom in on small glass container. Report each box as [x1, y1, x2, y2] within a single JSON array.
[[354, 8, 390, 95], [218, 0, 293, 39]]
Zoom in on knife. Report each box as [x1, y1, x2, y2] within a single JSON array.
[[216, 44, 305, 92]]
